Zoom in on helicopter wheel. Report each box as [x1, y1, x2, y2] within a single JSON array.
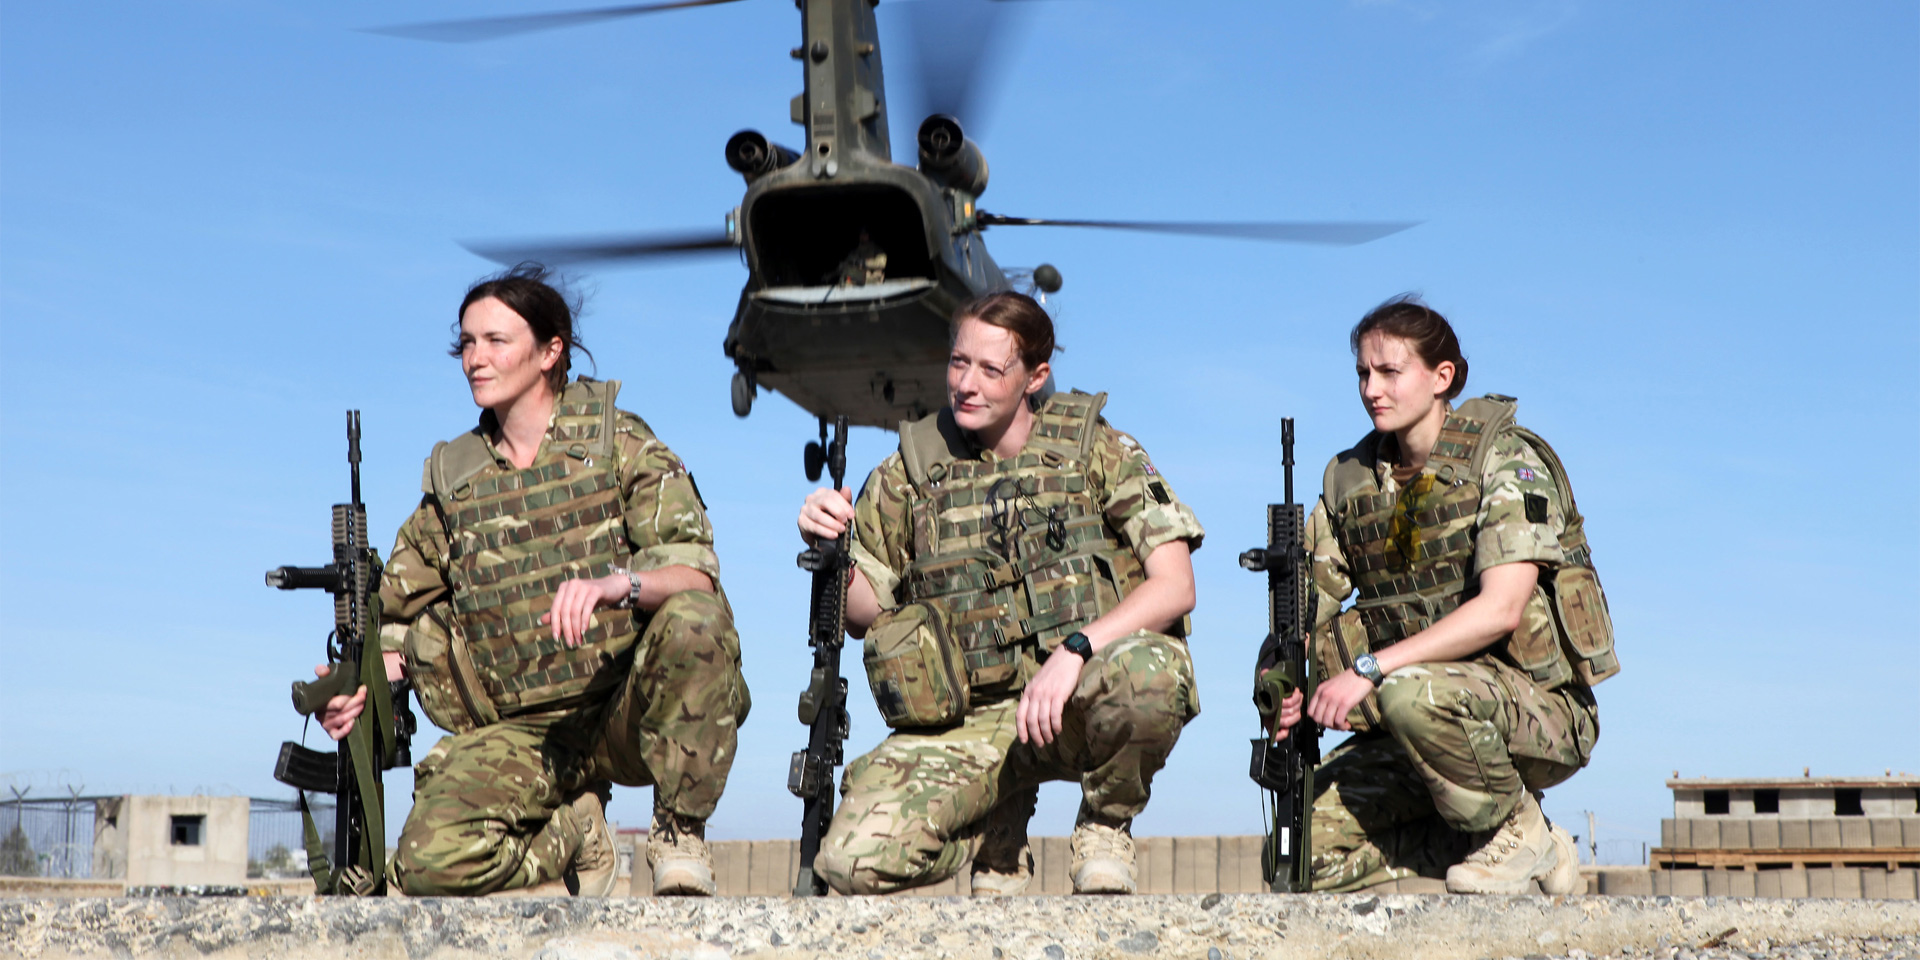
[[730, 370, 754, 418], [803, 441, 826, 483]]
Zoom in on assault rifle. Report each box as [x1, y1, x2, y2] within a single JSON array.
[[266, 410, 416, 896], [789, 415, 852, 896], [1238, 417, 1320, 893]]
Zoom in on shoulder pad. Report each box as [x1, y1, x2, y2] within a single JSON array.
[[1323, 433, 1383, 507], [428, 431, 494, 503], [899, 407, 970, 489], [1428, 394, 1518, 484]]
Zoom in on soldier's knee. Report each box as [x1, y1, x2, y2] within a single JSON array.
[[1376, 668, 1448, 732], [814, 845, 864, 895], [1085, 632, 1196, 718], [646, 590, 737, 659]]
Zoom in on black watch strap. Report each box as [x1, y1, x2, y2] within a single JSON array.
[[1059, 631, 1093, 661]]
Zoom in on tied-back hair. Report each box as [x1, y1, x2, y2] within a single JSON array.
[[1351, 294, 1468, 400], [953, 291, 1059, 372], [450, 262, 595, 392]]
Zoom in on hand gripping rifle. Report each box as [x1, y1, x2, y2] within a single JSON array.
[[1238, 417, 1320, 893], [789, 416, 852, 896], [265, 411, 416, 896]]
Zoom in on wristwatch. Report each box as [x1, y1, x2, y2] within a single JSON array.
[[1352, 652, 1386, 688], [610, 566, 643, 610], [1057, 631, 1093, 662]]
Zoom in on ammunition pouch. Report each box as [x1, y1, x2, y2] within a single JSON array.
[[863, 601, 971, 729], [402, 606, 498, 734], [1546, 564, 1619, 686], [1312, 608, 1384, 733]]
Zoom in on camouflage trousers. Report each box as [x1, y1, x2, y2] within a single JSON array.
[[1309, 657, 1597, 893], [817, 630, 1200, 895], [388, 590, 750, 896]]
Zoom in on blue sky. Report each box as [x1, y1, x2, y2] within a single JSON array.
[[2, 1, 1914, 862]]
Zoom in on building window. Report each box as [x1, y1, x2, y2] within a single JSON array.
[[1703, 790, 1730, 815], [1754, 789, 1780, 814], [1834, 789, 1863, 816], [170, 815, 204, 846]]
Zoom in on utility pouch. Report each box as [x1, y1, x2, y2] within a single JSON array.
[[1311, 608, 1382, 733], [1550, 565, 1620, 686], [864, 601, 971, 729], [1502, 585, 1575, 690]]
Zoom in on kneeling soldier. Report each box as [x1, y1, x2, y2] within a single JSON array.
[[797, 292, 1204, 896], [1266, 296, 1616, 894], [316, 265, 750, 896]]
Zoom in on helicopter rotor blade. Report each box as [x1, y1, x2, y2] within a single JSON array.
[[462, 230, 736, 267], [898, 0, 1016, 133], [364, 0, 747, 44], [975, 213, 1421, 246]]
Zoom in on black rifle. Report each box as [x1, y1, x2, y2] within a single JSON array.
[[1238, 417, 1320, 893], [266, 410, 416, 896], [789, 415, 852, 896]]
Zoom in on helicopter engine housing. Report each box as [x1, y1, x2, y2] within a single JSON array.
[[726, 129, 800, 182], [916, 115, 988, 197]]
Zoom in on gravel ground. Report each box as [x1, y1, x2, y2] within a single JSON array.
[[1504, 935, 1920, 960]]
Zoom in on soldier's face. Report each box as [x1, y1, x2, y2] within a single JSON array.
[[1356, 332, 1455, 436], [458, 297, 563, 411], [948, 318, 1049, 434]]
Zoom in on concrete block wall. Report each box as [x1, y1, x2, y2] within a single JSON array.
[[628, 835, 1274, 897], [1672, 786, 1920, 818], [1651, 866, 1920, 900], [1659, 816, 1920, 852]]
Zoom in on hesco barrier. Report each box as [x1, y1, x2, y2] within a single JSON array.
[[2, 893, 1917, 960]]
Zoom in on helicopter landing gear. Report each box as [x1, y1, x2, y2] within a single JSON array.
[[803, 416, 829, 482], [731, 369, 755, 418]]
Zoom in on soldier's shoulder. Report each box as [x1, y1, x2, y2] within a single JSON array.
[[612, 407, 659, 441]]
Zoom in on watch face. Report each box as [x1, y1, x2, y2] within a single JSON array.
[[1354, 654, 1378, 674]]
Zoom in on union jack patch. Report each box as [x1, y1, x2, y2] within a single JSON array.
[[1515, 467, 1537, 481], [1142, 461, 1157, 475]]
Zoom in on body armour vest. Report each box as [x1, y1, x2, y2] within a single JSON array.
[[425, 378, 638, 715], [896, 390, 1147, 695], [1322, 394, 1619, 689]]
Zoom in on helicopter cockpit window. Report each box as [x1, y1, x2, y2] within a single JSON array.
[[750, 185, 933, 288]]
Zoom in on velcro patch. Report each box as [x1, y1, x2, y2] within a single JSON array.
[[1149, 482, 1171, 505], [1524, 493, 1549, 523]]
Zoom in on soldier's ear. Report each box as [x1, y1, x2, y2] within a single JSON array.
[[1025, 360, 1051, 397], [1432, 359, 1456, 396], [538, 336, 566, 373]]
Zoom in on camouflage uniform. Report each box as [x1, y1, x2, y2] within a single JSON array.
[[818, 400, 1204, 894], [378, 382, 750, 896], [1303, 419, 1600, 893]]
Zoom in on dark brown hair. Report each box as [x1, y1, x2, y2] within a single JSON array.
[[449, 262, 594, 392], [1350, 294, 1468, 400], [953, 291, 1057, 371]]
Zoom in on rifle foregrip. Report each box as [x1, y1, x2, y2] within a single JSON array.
[[291, 661, 357, 716]]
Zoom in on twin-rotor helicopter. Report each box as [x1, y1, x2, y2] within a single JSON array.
[[376, 0, 1415, 480]]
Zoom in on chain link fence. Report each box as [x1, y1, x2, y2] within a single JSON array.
[[0, 792, 334, 880]]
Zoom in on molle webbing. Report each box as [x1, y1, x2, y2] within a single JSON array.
[[894, 391, 1138, 692], [429, 379, 636, 713]]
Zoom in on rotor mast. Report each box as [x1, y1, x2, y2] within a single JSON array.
[[797, 0, 891, 173]]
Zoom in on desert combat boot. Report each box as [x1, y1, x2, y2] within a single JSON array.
[[564, 783, 618, 897], [1069, 805, 1137, 895], [1445, 791, 1582, 895], [969, 786, 1038, 896], [648, 806, 717, 896]]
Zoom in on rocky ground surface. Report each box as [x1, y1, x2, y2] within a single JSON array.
[[1513, 934, 1920, 960], [2, 894, 1915, 960]]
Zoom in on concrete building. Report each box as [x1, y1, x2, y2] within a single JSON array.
[[1650, 773, 1920, 898], [90, 795, 250, 886]]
